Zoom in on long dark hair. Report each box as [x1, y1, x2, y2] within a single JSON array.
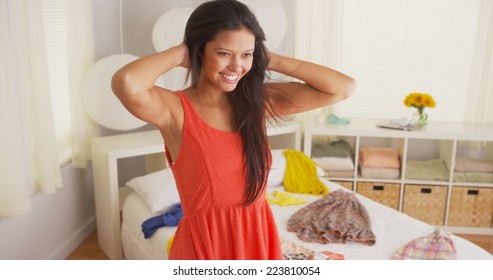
[[184, 0, 272, 206]]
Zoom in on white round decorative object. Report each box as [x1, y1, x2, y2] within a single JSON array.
[[240, 0, 287, 50], [152, 7, 193, 90], [152, 7, 195, 52], [399, 117, 411, 127], [81, 54, 146, 131]]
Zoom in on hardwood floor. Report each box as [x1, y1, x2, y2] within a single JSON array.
[[456, 233, 493, 255], [66, 231, 109, 260], [66, 230, 493, 260]]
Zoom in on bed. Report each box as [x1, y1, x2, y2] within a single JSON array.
[[91, 123, 493, 260], [120, 158, 493, 260]]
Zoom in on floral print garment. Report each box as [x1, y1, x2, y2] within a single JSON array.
[[287, 190, 376, 245]]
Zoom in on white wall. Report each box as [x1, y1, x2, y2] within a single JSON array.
[[0, 166, 95, 259], [93, 0, 293, 60], [339, 0, 480, 121], [0, 0, 292, 260], [0, 0, 121, 260]]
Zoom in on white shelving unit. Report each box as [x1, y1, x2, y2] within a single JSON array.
[[304, 118, 493, 235], [91, 122, 300, 259]]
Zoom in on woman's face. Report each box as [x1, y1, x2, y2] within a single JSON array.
[[199, 27, 255, 93]]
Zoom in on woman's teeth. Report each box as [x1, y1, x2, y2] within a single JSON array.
[[221, 73, 238, 81]]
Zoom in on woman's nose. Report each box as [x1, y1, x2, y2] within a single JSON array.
[[228, 56, 243, 71]]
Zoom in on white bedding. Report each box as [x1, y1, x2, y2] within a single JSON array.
[[122, 192, 175, 260], [121, 179, 493, 260]]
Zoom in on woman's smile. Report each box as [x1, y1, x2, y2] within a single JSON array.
[[220, 72, 240, 83]]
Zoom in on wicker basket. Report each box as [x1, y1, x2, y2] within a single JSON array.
[[356, 182, 400, 210], [402, 184, 447, 225], [333, 180, 353, 191], [448, 186, 493, 228]]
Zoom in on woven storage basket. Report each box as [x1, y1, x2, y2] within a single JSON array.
[[402, 184, 447, 225], [448, 186, 493, 228], [356, 182, 400, 210], [333, 180, 353, 191]]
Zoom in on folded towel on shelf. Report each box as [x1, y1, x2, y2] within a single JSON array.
[[359, 166, 400, 179], [326, 169, 355, 179], [453, 172, 493, 183], [327, 114, 350, 125], [312, 139, 353, 158], [405, 159, 449, 181], [312, 156, 355, 171], [454, 156, 493, 173], [359, 145, 400, 169]]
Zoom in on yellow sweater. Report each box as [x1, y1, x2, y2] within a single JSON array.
[[283, 149, 329, 195]]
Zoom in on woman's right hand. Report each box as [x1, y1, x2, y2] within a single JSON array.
[[174, 42, 191, 69]]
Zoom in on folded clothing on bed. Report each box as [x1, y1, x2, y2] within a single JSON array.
[[281, 239, 345, 260], [141, 203, 182, 239], [266, 191, 307, 207], [283, 149, 329, 195], [392, 228, 457, 260], [287, 189, 375, 245]]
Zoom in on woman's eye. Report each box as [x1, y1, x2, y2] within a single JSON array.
[[243, 53, 253, 58], [218, 52, 230, 56]]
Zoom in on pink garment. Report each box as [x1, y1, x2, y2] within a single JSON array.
[[454, 156, 493, 173], [392, 228, 457, 260], [166, 91, 283, 260], [359, 145, 400, 169]]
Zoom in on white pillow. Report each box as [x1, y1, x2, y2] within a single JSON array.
[[268, 149, 287, 187], [125, 168, 180, 214], [268, 149, 325, 187]]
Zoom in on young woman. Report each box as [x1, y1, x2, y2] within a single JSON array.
[[112, 0, 355, 260]]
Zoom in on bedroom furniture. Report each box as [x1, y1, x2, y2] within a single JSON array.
[[120, 172, 493, 260], [303, 118, 493, 235], [91, 121, 301, 260]]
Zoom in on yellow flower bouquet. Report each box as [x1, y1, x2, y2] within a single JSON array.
[[403, 92, 436, 125]]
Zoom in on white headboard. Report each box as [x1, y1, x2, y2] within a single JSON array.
[[91, 121, 301, 259]]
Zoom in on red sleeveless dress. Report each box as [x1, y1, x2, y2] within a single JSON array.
[[165, 91, 283, 260]]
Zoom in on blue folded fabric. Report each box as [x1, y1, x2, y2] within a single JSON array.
[[328, 114, 350, 125], [141, 203, 183, 239]]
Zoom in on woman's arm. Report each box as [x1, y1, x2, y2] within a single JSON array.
[[265, 52, 356, 117], [111, 43, 189, 128]]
